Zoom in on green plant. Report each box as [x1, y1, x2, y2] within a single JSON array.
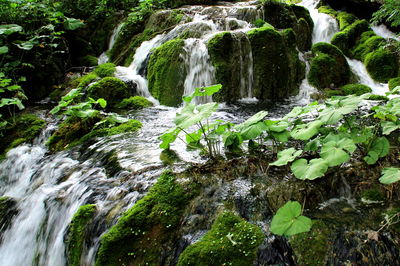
[[270, 201, 312, 237], [371, 0, 400, 28]]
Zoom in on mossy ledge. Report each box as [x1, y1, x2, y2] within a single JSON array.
[[95, 171, 196, 266], [67, 204, 97, 266], [177, 211, 264, 266]]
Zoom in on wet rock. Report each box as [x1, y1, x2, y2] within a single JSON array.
[[0, 197, 18, 238]]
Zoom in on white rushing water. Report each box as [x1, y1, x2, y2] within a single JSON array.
[[98, 23, 124, 64]]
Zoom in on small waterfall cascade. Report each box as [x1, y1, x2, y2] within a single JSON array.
[[293, 52, 317, 104], [182, 38, 216, 104], [233, 32, 254, 99], [98, 23, 124, 64], [346, 57, 388, 95], [300, 0, 339, 44], [372, 24, 400, 41]]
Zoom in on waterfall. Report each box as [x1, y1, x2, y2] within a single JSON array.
[[183, 38, 216, 104], [372, 24, 400, 41], [293, 52, 317, 104], [98, 23, 124, 64]]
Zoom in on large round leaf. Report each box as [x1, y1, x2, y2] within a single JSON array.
[[291, 120, 323, 141], [379, 168, 400, 184], [291, 158, 329, 180], [270, 148, 302, 166], [270, 201, 312, 237]]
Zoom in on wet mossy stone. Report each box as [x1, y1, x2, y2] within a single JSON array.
[[337, 12, 358, 30], [77, 55, 99, 67], [116, 96, 153, 110], [67, 204, 97, 266], [352, 35, 386, 61], [207, 31, 252, 102], [318, 5, 337, 17], [247, 26, 304, 100], [95, 171, 195, 266], [389, 77, 400, 90], [308, 42, 351, 90], [0, 196, 17, 235], [93, 63, 116, 78], [147, 39, 186, 107], [341, 84, 372, 95], [0, 114, 46, 156], [177, 211, 264, 266], [87, 77, 129, 108], [365, 49, 398, 83], [331, 20, 371, 56], [361, 188, 385, 202], [290, 220, 331, 266]]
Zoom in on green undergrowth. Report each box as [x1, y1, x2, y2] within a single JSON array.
[[0, 114, 46, 157], [95, 171, 198, 266], [67, 204, 97, 266], [341, 84, 372, 96], [177, 211, 264, 266], [389, 77, 400, 90], [47, 116, 141, 152]]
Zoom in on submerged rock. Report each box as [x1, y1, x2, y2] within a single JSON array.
[[0, 197, 18, 238]]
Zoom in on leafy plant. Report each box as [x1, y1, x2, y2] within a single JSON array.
[[270, 201, 312, 237], [379, 168, 400, 184]]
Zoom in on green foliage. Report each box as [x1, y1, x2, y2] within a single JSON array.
[[379, 168, 400, 184], [371, 0, 400, 27], [388, 77, 400, 91], [365, 49, 398, 83], [291, 158, 329, 180], [88, 77, 129, 108], [67, 204, 96, 266], [177, 211, 264, 266], [94, 63, 116, 78], [270, 201, 312, 237], [270, 148, 302, 166]]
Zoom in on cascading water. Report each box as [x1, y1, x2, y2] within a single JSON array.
[[98, 23, 124, 64]]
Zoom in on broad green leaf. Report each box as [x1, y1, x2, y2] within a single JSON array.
[[193, 84, 222, 97], [350, 127, 374, 144], [320, 141, 350, 167], [266, 120, 290, 132], [364, 137, 390, 165], [270, 148, 302, 166], [175, 102, 218, 129], [291, 120, 323, 141], [304, 138, 320, 152], [240, 121, 268, 140], [291, 158, 329, 180], [14, 41, 34, 50], [381, 121, 400, 135], [271, 130, 291, 143], [235, 111, 268, 131], [270, 201, 312, 237], [186, 130, 202, 144], [107, 114, 129, 124], [0, 24, 23, 35], [0, 46, 8, 54], [379, 168, 400, 184], [97, 98, 107, 109], [64, 18, 85, 30], [159, 127, 180, 149], [284, 101, 319, 119]]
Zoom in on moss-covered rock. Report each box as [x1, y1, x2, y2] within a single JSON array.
[[93, 63, 116, 78], [116, 96, 153, 110], [0, 196, 17, 235], [290, 220, 331, 266], [337, 12, 358, 30], [341, 84, 372, 95], [365, 49, 398, 83], [177, 211, 264, 266], [88, 77, 129, 108], [247, 26, 305, 100], [308, 42, 351, 90], [77, 55, 99, 67], [67, 204, 97, 266], [331, 20, 370, 56], [0, 114, 46, 156], [389, 77, 400, 90], [47, 116, 142, 152], [361, 188, 385, 202], [352, 35, 386, 61], [207, 31, 252, 102], [95, 171, 196, 266], [147, 39, 187, 107]]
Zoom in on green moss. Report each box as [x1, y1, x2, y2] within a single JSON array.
[[308, 42, 351, 90], [361, 188, 385, 202], [368, 94, 389, 101], [253, 18, 266, 28], [365, 49, 398, 83], [95, 171, 195, 266], [388, 77, 400, 90], [290, 220, 330, 266], [88, 77, 129, 108], [47, 116, 142, 152], [337, 12, 358, 30], [0, 114, 46, 156], [94, 63, 116, 78], [331, 20, 371, 56], [70, 73, 99, 89], [352, 36, 386, 61], [147, 39, 186, 107], [77, 55, 99, 67], [177, 211, 264, 266], [116, 96, 153, 110], [317, 6, 337, 17], [341, 84, 372, 95], [247, 26, 304, 100], [67, 204, 97, 266]]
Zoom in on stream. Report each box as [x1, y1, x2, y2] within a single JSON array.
[[0, 0, 396, 265]]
